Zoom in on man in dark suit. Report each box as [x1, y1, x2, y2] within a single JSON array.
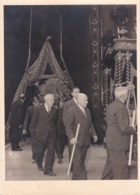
[[9, 93, 26, 151], [65, 93, 96, 180], [102, 86, 136, 180], [55, 101, 67, 164], [63, 87, 80, 125], [63, 87, 80, 170], [30, 94, 58, 176], [22, 97, 40, 163]]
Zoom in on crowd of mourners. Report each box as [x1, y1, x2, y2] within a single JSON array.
[[8, 86, 137, 180]]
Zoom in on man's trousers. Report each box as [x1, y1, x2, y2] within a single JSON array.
[[102, 149, 129, 180], [35, 134, 56, 173], [72, 145, 88, 180]]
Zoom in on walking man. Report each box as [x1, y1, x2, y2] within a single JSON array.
[[102, 86, 136, 179], [63, 87, 80, 170], [30, 94, 58, 176], [22, 97, 40, 163], [9, 93, 26, 151], [65, 93, 96, 180]]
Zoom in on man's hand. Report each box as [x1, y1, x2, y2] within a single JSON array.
[[70, 138, 77, 145], [22, 129, 27, 135], [19, 125, 23, 128], [103, 137, 106, 143], [129, 126, 136, 134], [93, 135, 98, 142]]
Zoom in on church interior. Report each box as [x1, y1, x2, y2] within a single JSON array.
[[4, 4, 138, 184], [4, 5, 137, 180]]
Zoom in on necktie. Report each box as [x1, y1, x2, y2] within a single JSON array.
[[48, 107, 51, 113], [82, 108, 86, 116]]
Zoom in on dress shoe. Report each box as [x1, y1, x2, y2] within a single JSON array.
[[44, 171, 56, 176], [70, 167, 73, 173], [12, 148, 22, 151], [32, 159, 36, 164], [94, 140, 103, 145], [70, 169, 73, 173], [37, 166, 43, 171], [57, 159, 62, 164]]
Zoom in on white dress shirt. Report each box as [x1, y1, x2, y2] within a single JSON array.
[[44, 104, 51, 112], [76, 103, 86, 116]]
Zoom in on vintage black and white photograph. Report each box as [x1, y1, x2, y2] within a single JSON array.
[[1, 1, 140, 194]]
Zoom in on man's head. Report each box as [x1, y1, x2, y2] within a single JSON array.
[[19, 93, 25, 101], [114, 86, 128, 102], [32, 97, 40, 107], [59, 101, 64, 109], [76, 93, 88, 108], [44, 94, 55, 108], [71, 87, 80, 99]]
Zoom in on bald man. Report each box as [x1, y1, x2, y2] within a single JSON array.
[[65, 93, 96, 180], [30, 94, 58, 176], [102, 86, 136, 179]]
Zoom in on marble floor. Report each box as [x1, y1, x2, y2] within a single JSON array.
[[5, 141, 138, 181]]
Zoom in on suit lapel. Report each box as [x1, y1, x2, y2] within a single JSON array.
[[75, 105, 87, 119], [42, 105, 49, 117], [85, 108, 90, 123]]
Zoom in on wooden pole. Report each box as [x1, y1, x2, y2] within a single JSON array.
[[67, 124, 80, 176], [128, 110, 135, 166]]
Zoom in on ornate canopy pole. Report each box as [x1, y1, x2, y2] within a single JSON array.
[[90, 6, 101, 109], [89, 6, 104, 143]]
